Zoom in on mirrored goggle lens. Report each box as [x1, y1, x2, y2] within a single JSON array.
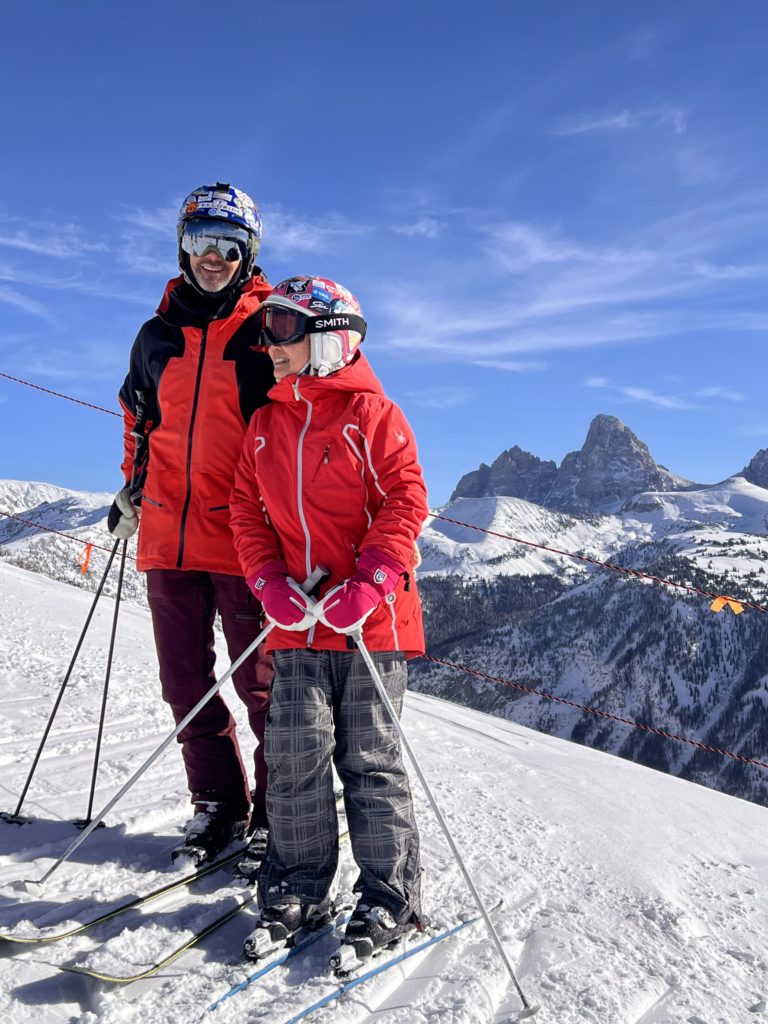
[[260, 307, 308, 346], [181, 221, 249, 262]]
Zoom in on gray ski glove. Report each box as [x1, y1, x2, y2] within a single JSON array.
[[107, 486, 139, 539]]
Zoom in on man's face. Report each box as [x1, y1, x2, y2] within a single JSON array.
[[189, 249, 242, 293]]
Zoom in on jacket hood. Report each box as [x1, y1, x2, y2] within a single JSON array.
[[157, 272, 271, 328], [267, 352, 385, 404]]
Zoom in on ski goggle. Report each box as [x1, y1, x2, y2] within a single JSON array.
[[180, 220, 250, 262], [260, 306, 367, 347]]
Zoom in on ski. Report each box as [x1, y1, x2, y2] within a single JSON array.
[[278, 900, 505, 1024], [0, 848, 242, 945], [205, 912, 350, 1014], [62, 827, 351, 984], [61, 893, 257, 983], [4, 795, 347, 946]]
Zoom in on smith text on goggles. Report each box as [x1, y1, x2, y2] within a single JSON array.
[[260, 307, 367, 346]]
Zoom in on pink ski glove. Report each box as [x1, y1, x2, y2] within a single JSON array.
[[247, 559, 316, 631], [314, 548, 403, 635]]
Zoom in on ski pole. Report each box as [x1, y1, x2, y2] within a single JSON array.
[[79, 539, 128, 827], [2, 538, 121, 823], [22, 566, 327, 894], [352, 632, 539, 1020]]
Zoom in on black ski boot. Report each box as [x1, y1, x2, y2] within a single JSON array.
[[171, 802, 247, 867], [330, 902, 424, 974], [233, 826, 269, 882], [243, 899, 338, 960]]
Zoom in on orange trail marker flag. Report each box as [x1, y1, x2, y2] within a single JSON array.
[[78, 543, 93, 575]]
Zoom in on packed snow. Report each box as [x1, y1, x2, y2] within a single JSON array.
[[0, 560, 766, 1023]]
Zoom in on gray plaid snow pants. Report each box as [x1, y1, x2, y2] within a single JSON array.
[[258, 648, 421, 923]]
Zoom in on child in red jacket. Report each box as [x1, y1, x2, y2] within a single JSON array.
[[230, 275, 427, 960]]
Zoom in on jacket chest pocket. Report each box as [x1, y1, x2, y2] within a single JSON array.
[[307, 438, 363, 490]]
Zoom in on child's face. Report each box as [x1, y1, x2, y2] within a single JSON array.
[[269, 337, 311, 381]]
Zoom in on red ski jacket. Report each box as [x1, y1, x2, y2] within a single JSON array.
[[119, 274, 273, 573], [230, 353, 428, 656]]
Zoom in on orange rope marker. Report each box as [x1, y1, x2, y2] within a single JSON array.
[[78, 543, 93, 575], [710, 596, 744, 614]]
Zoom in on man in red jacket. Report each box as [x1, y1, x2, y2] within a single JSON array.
[[109, 183, 275, 866], [230, 276, 427, 959]]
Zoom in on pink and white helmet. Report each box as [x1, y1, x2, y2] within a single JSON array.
[[260, 276, 367, 377]]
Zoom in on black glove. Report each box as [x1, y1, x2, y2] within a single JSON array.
[[108, 486, 139, 539]]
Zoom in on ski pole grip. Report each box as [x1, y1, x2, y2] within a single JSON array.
[[301, 566, 328, 597]]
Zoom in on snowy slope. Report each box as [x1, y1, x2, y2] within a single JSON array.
[[0, 562, 766, 1024]]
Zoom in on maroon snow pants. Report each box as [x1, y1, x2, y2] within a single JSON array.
[[146, 569, 273, 827]]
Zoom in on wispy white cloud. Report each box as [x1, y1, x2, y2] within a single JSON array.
[[471, 359, 545, 372], [369, 195, 768, 362], [695, 386, 747, 403], [261, 204, 370, 258], [403, 387, 477, 409], [552, 105, 687, 137], [483, 222, 597, 271], [687, 260, 768, 281], [0, 285, 52, 320], [391, 217, 447, 239], [117, 204, 178, 234], [553, 109, 635, 135], [620, 386, 696, 410], [0, 260, 156, 305], [0, 226, 107, 259], [584, 377, 747, 411]]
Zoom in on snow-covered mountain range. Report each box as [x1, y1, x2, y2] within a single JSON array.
[[0, 561, 766, 1023], [417, 418, 768, 809]]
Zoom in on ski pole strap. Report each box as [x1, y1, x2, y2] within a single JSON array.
[[129, 387, 156, 496]]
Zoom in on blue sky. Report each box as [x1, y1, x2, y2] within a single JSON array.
[[2, 1, 768, 506]]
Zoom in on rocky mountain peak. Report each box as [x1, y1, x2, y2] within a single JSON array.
[[451, 414, 689, 514], [741, 449, 768, 489], [450, 446, 557, 504]]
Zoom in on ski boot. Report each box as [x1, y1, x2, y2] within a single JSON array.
[[243, 898, 339, 961], [233, 826, 269, 883], [329, 903, 424, 975], [171, 802, 247, 867]]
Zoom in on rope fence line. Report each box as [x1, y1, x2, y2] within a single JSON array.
[[0, 510, 135, 561], [421, 655, 768, 772], [2, 368, 766, 774], [0, 372, 121, 418], [430, 512, 763, 614]]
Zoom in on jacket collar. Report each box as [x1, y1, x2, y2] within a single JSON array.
[[267, 352, 385, 403], [156, 273, 271, 328]]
